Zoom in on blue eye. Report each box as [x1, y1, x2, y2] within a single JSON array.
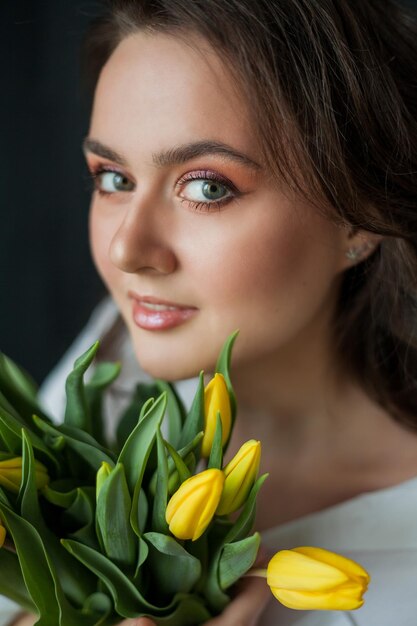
[[185, 180, 229, 202], [178, 172, 238, 211], [93, 170, 135, 194]]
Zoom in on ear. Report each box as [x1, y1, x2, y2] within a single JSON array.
[[338, 227, 384, 271]]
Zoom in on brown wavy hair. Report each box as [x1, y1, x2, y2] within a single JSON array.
[[82, 0, 417, 428]]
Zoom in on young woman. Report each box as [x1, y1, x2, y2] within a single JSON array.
[[6, 1, 417, 625]]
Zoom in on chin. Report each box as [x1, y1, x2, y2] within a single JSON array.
[[130, 336, 213, 382]]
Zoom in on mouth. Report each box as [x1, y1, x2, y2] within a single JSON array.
[[128, 291, 199, 330]]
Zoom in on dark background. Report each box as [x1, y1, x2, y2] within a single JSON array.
[[1, 1, 106, 387], [1, 0, 417, 387]]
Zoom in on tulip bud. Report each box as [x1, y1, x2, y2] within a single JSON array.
[[0, 519, 6, 548], [201, 373, 232, 458], [0, 456, 49, 493], [216, 440, 261, 515], [166, 468, 224, 541], [96, 461, 113, 499], [266, 546, 370, 610]]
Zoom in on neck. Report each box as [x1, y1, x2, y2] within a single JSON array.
[[229, 302, 343, 446], [225, 312, 417, 507]]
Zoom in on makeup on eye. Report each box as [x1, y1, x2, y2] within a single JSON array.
[[87, 162, 243, 210], [176, 169, 240, 211]]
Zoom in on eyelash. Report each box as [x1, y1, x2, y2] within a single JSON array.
[[176, 170, 239, 212], [87, 166, 239, 212], [88, 166, 131, 197]]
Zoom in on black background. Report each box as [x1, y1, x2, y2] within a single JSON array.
[[1, 1, 105, 386], [1, 0, 417, 386]]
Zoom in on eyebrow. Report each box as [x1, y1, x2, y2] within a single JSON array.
[[82, 138, 261, 171]]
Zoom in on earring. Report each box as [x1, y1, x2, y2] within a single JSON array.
[[345, 240, 375, 262], [345, 247, 361, 261]]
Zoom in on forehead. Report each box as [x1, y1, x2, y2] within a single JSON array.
[[90, 31, 257, 160]]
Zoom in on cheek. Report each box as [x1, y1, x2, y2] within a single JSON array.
[[192, 206, 328, 307], [190, 203, 342, 351]]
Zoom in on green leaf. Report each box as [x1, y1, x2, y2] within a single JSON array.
[[149, 432, 203, 495], [18, 430, 45, 528], [0, 485, 11, 506], [84, 362, 121, 447], [0, 351, 38, 400], [224, 473, 268, 544], [64, 487, 99, 549], [215, 331, 239, 445], [203, 475, 267, 613], [0, 503, 60, 624], [134, 534, 149, 580], [85, 361, 121, 448], [96, 463, 137, 568], [167, 452, 196, 496], [33, 415, 115, 474], [17, 433, 97, 606], [151, 596, 212, 626], [42, 482, 78, 508], [62, 539, 175, 616], [0, 504, 96, 626], [207, 412, 223, 470], [0, 413, 22, 453], [218, 532, 260, 590], [117, 393, 167, 535], [64, 341, 100, 432], [0, 409, 60, 473], [201, 562, 230, 613], [138, 488, 149, 535], [44, 433, 66, 452], [115, 382, 160, 450], [58, 423, 115, 457], [87, 361, 121, 388], [156, 380, 186, 448], [144, 532, 202, 596], [0, 546, 36, 612], [164, 441, 191, 485], [151, 428, 169, 534], [0, 352, 51, 425], [118, 394, 166, 492], [0, 389, 26, 422], [82, 592, 114, 624], [178, 371, 205, 449]]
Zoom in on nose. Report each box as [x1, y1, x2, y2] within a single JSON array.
[[109, 197, 178, 275]]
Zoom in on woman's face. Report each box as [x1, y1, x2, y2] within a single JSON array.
[[86, 32, 351, 381]]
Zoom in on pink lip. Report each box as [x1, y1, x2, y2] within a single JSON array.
[[128, 291, 199, 330]]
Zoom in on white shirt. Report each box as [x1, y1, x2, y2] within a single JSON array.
[[2, 297, 417, 626]]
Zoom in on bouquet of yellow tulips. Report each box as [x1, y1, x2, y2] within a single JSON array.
[[0, 332, 369, 625]]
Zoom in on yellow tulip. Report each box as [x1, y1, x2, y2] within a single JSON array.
[[216, 440, 261, 515], [166, 468, 224, 541], [0, 519, 6, 548], [0, 457, 49, 493], [201, 373, 232, 457], [266, 546, 370, 610]]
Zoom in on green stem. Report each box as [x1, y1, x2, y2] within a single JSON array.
[[244, 567, 268, 578]]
